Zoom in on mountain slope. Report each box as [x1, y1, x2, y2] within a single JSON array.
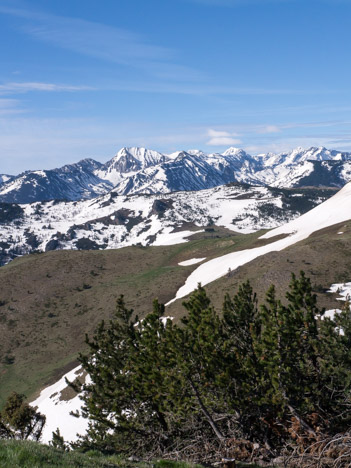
[[168, 181, 351, 303], [0, 227, 273, 409], [255, 147, 351, 188], [0, 184, 335, 265], [114, 151, 236, 194], [258, 146, 349, 167], [95, 147, 168, 186], [0, 174, 13, 185], [29, 214, 351, 444], [0, 159, 113, 203], [1, 145, 350, 204], [0, 187, 349, 439]]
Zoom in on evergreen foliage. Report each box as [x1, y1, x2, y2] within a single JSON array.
[[75, 273, 351, 463], [0, 392, 45, 441], [50, 428, 67, 451]]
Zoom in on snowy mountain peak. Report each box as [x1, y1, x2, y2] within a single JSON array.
[[187, 149, 208, 158], [0, 174, 13, 186], [60, 158, 103, 173], [96, 147, 167, 186], [222, 147, 246, 157], [173, 150, 193, 161], [115, 147, 165, 164], [285, 146, 351, 165], [259, 146, 351, 168]]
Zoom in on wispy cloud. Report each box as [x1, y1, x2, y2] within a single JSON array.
[[0, 98, 18, 108], [1, 5, 340, 97], [0, 78, 322, 98], [0, 6, 168, 60], [257, 125, 281, 134], [0, 98, 24, 115], [105, 82, 330, 96], [207, 120, 351, 137], [0, 5, 202, 82], [245, 135, 351, 155], [102, 76, 336, 96], [0, 82, 93, 95], [281, 120, 351, 130], [206, 129, 242, 146]]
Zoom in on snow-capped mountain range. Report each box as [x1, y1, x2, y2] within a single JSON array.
[[1, 146, 350, 204], [0, 183, 334, 265], [0, 159, 112, 204]]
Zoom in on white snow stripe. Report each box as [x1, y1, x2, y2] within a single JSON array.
[[30, 365, 90, 444], [178, 257, 206, 266], [167, 182, 351, 304]]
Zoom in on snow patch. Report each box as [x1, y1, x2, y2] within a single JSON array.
[[153, 229, 204, 246], [178, 257, 206, 266], [327, 282, 351, 301], [160, 316, 174, 326], [323, 281, 351, 335], [30, 365, 90, 444], [167, 182, 351, 304]]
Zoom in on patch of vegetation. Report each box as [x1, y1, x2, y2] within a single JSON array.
[[76, 273, 351, 465], [0, 203, 24, 224], [256, 202, 285, 220], [75, 238, 102, 250], [0, 220, 348, 414], [151, 199, 174, 218], [24, 229, 40, 253], [2, 355, 15, 365], [0, 392, 45, 441], [45, 239, 59, 252], [2, 233, 259, 406], [0, 440, 206, 468], [270, 187, 337, 215]]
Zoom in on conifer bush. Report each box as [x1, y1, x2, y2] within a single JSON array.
[[0, 392, 45, 441], [74, 272, 351, 464]]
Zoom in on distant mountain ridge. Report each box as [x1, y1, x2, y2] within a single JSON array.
[[0, 159, 113, 204], [0, 145, 350, 203], [0, 184, 336, 265]]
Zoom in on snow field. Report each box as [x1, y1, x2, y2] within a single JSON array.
[[0, 184, 299, 262], [178, 258, 206, 266], [322, 282, 351, 333], [168, 182, 351, 304], [30, 366, 90, 444]]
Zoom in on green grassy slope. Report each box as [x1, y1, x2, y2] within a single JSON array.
[[183, 219, 351, 314], [0, 227, 271, 407], [0, 440, 206, 468], [1, 219, 350, 409]]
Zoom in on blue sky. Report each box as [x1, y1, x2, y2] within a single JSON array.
[[0, 0, 351, 173]]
